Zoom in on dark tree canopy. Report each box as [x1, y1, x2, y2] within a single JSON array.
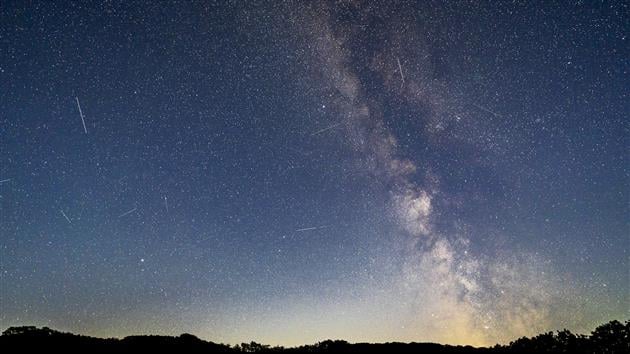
[[1, 320, 628, 354]]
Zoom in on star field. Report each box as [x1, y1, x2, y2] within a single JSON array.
[[0, 0, 628, 347]]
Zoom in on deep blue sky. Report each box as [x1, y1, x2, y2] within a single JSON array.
[[1, 0, 628, 346]]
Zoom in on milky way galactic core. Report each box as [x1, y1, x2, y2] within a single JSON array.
[[0, 0, 628, 347]]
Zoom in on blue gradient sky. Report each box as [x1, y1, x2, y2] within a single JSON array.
[[1, 0, 628, 346]]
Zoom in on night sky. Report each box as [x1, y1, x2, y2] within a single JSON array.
[[1, 0, 628, 347]]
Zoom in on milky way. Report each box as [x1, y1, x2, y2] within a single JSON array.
[[1, 0, 628, 347]]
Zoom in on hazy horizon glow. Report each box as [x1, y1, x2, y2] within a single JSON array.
[[1, 1, 628, 347]]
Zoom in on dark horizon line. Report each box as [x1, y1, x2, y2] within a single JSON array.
[[2, 318, 629, 349]]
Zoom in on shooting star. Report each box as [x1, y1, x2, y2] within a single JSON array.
[[118, 207, 137, 218], [75, 97, 88, 134], [472, 103, 502, 118], [295, 226, 328, 232], [0, 179, 11, 184], [397, 57, 405, 88], [311, 121, 344, 136], [60, 210, 72, 224], [164, 196, 169, 213], [287, 146, 313, 156]]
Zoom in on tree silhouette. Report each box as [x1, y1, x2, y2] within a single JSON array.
[[1, 320, 628, 353]]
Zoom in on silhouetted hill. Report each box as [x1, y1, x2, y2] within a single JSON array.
[[1, 320, 628, 353]]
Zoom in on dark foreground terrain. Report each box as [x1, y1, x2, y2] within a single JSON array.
[[1, 320, 628, 353]]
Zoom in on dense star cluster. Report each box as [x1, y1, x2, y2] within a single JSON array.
[[1, 0, 628, 347]]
